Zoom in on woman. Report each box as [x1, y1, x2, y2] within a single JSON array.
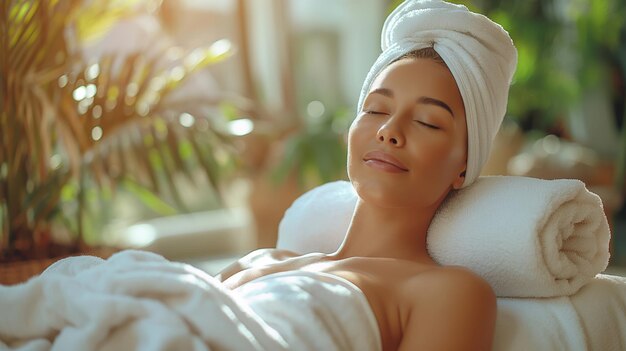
[[217, 1, 518, 350], [0, 1, 518, 350]]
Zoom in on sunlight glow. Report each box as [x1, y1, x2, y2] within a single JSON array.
[[58, 75, 68, 88], [209, 39, 232, 58], [92, 105, 102, 119], [179, 113, 196, 128], [541, 134, 561, 154], [50, 154, 62, 170], [73, 86, 86, 101], [73, 84, 96, 101], [170, 66, 185, 82], [185, 48, 207, 67], [307, 100, 325, 118], [228, 118, 254, 136], [91, 126, 103, 141], [85, 84, 97, 99], [85, 64, 100, 81], [78, 100, 91, 115], [124, 224, 157, 247], [126, 82, 139, 97], [508, 154, 534, 175], [150, 77, 166, 92], [137, 102, 149, 116]]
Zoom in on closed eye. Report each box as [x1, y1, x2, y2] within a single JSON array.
[[416, 120, 440, 130], [364, 110, 387, 115]]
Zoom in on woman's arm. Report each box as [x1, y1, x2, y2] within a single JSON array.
[[398, 267, 497, 351]]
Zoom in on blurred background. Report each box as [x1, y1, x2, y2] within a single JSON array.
[[1, 0, 625, 279]]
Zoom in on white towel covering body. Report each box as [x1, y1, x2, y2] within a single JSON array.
[[277, 177, 611, 297], [0, 250, 380, 351], [234, 271, 381, 351]]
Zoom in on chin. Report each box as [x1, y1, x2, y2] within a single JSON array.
[[352, 179, 411, 208], [352, 176, 451, 210]]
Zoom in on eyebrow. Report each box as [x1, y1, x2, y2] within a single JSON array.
[[369, 88, 454, 117], [370, 88, 394, 98], [417, 96, 454, 117]]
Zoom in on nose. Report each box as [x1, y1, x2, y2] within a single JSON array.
[[376, 117, 405, 147]]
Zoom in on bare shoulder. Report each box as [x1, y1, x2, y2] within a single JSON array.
[[398, 265, 497, 351], [214, 248, 299, 282], [407, 265, 495, 299]]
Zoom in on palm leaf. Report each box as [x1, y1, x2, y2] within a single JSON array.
[[1, 0, 243, 260], [165, 126, 195, 184]]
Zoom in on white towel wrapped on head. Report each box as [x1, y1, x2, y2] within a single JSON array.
[[358, 0, 518, 186], [277, 177, 611, 298]]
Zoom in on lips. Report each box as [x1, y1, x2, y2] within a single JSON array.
[[363, 150, 409, 173]]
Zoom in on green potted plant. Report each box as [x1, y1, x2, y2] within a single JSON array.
[[0, 0, 244, 272]]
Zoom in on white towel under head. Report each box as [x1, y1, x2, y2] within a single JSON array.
[[277, 177, 611, 298], [357, 0, 518, 186]]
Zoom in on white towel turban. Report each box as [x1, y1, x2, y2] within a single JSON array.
[[357, 0, 517, 187]]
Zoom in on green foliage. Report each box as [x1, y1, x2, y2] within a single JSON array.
[[388, 0, 626, 133], [272, 108, 350, 188], [0, 0, 241, 259]]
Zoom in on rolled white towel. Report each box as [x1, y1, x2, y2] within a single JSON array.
[[277, 177, 611, 297]]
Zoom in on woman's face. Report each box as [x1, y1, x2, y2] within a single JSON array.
[[348, 58, 467, 209]]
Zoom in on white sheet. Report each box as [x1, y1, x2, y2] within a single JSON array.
[[570, 274, 626, 351], [493, 274, 626, 351]]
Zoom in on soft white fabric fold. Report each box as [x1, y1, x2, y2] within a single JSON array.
[[0, 250, 379, 351], [277, 177, 611, 297], [234, 271, 381, 351], [494, 297, 586, 351], [357, 0, 517, 186], [493, 274, 626, 351], [569, 273, 626, 351]]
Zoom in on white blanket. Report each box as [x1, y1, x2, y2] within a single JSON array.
[[0, 250, 378, 351], [493, 274, 626, 351], [278, 177, 611, 297], [570, 274, 626, 351]]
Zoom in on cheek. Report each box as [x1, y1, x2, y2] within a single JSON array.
[[429, 122, 467, 167], [346, 125, 362, 178], [346, 118, 379, 182], [441, 139, 466, 167], [347, 119, 371, 157], [411, 137, 466, 179]]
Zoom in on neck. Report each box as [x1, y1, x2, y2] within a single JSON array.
[[331, 198, 439, 264]]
